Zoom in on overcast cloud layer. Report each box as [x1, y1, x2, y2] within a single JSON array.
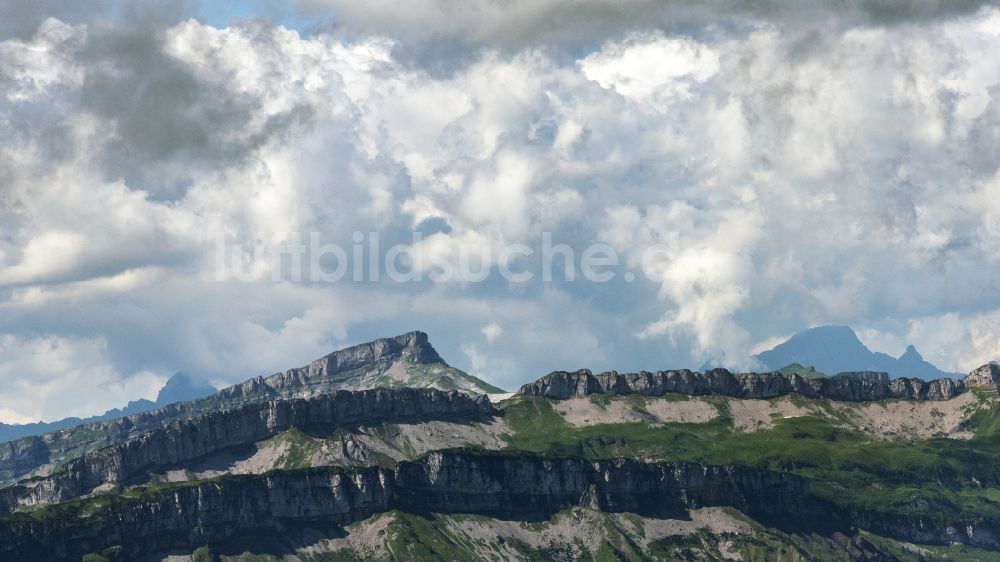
[[1, 0, 999, 422]]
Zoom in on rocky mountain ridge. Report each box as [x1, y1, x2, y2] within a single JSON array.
[[0, 332, 499, 486], [0, 388, 494, 514], [965, 362, 1000, 392], [519, 367, 967, 401], [7, 448, 1000, 560], [217, 331, 500, 403]]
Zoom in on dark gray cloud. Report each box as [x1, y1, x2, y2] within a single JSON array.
[[0, 0, 198, 40], [82, 22, 312, 199], [0, 0, 299, 201], [298, 0, 999, 53]]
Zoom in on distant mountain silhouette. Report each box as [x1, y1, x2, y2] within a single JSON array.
[[0, 372, 215, 442], [154, 371, 216, 406], [755, 325, 959, 380]]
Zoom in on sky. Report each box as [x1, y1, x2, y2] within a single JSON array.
[[1, 0, 1000, 423]]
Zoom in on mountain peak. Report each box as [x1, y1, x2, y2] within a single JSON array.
[[260, 331, 502, 397], [155, 372, 217, 407], [756, 325, 957, 380], [402, 330, 444, 364], [756, 325, 870, 376], [308, 331, 444, 375], [899, 344, 922, 361]]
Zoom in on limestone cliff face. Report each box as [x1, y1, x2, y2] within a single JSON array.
[[965, 363, 1000, 392], [0, 450, 826, 561], [0, 389, 494, 514], [0, 466, 394, 561], [519, 368, 965, 402], [853, 510, 1000, 550], [835, 371, 891, 384], [0, 438, 48, 476], [393, 451, 820, 520]]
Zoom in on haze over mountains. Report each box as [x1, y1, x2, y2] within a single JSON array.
[[0, 372, 216, 443], [755, 325, 960, 380]]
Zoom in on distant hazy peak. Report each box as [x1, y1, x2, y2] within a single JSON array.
[[898, 345, 924, 362], [155, 372, 217, 407], [0, 370, 217, 443], [756, 325, 957, 380]]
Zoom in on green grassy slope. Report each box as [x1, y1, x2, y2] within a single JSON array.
[[499, 395, 1000, 523]]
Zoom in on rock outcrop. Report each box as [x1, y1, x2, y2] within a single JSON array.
[[853, 510, 1000, 550], [0, 450, 828, 561], [519, 368, 965, 402], [965, 363, 1000, 392], [0, 438, 48, 477], [220, 330, 497, 401], [834, 371, 891, 384], [0, 389, 494, 514]]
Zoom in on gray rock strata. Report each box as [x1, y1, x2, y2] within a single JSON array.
[[0, 388, 494, 514], [519, 368, 965, 401], [0, 331, 488, 486], [0, 450, 826, 561], [965, 363, 1000, 392]]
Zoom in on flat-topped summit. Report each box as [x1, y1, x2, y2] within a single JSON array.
[[224, 330, 500, 400], [304, 331, 443, 376]]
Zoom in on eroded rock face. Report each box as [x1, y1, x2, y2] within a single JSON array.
[[393, 451, 819, 519], [0, 389, 495, 514], [835, 371, 891, 384], [965, 363, 1000, 392], [221, 331, 443, 401], [519, 368, 965, 402], [0, 451, 826, 561], [0, 438, 48, 476], [4, 448, 999, 560]]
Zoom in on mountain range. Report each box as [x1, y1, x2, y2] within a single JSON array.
[[755, 325, 959, 379], [5, 330, 1000, 560], [0, 325, 956, 445]]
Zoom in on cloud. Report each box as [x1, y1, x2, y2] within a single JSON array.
[[0, 334, 165, 422], [3, 3, 1000, 420], [299, 0, 997, 51], [481, 323, 503, 343], [579, 32, 719, 105]]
